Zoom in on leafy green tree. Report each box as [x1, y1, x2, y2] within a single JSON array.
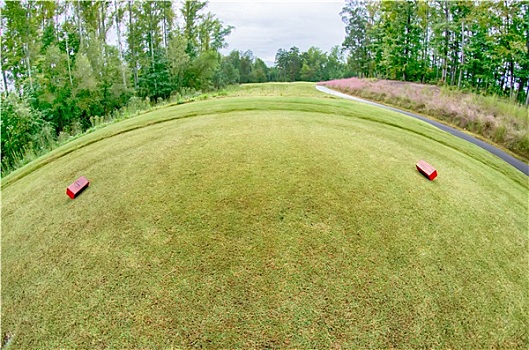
[[36, 44, 74, 131], [214, 55, 240, 88], [239, 50, 254, 83], [0, 0, 239, 175], [1, 0, 40, 94], [185, 50, 220, 91], [251, 58, 269, 83], [226, 50, 241, 79], [300, 46, 327, 81], [492, 0, 527, 99], [71, 52, 100, 123], [1, 94, 54, 172], [126, 0, 141, 89], [520, 2, 529, 105], [181, 0, 208, 58], [340, 0, 527, 103], [341, 0, 370, 77], [377, 0, 422, 80], [112, 0, 128, 88], [98, 45, 132, 115], [326, 46, 346, 80], [275, 47, 302, 82], [139, 48, 173, 100], [199, 13, 233, 52], [167, 33, 191, 90], [133, 1, 173, 100]]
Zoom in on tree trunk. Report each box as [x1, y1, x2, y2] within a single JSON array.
[[100, 1, 106, 43], [499, 70, 506, 93], [128, 0, 138, 89], [114, 0, 127, 88], [404, 3, 410, 81], [99, 1, 107, 67], [457, 20, 465, 89], [77, 0, 83, 48], [65, 33, 74, 89], [163, 10, 168, 52], [24, 44, 33, 92], [25, 3, 34, 92], [2, 67, 9, 95], [442, 1, 449, 83], [53, 4, 59, 42], [442, 57, 447, 82], [148, 3, 157, 93]]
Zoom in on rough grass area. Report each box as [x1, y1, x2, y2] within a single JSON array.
[[320, 78, 529, 161], [2, 83, 528, 349]]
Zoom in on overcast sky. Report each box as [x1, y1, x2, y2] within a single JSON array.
[[208, 1, 347, 66]]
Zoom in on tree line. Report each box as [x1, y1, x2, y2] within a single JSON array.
[[340, 0, 529, 104], [220, 46, 347, 84]]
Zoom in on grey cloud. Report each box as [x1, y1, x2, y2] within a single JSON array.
[[209, 1, 345, 65]]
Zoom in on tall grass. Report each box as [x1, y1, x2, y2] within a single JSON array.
[[320, 78, 529, 161]]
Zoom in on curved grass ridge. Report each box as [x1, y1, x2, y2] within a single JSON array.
[[2, 83, 528, 348], [3, 92, 526, 189]]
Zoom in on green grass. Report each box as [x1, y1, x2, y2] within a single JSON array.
[[2, 83, 528, 349]]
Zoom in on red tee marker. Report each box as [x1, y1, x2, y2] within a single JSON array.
[[66, 176, 90, 199], [416, 160, 438, 181]]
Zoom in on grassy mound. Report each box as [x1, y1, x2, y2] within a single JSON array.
[[2, 83, 527, 349]]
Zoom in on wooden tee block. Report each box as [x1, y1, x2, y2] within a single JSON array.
[[416, 160, 437, 181], [66, 176, 90, 199]]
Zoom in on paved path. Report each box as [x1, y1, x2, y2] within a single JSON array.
[[316, 85, 529, 176]]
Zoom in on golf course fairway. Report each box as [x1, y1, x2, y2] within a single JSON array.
[[2, 83, 527, 349]]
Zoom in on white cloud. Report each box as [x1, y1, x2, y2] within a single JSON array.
[[208, 1, 346, 65]]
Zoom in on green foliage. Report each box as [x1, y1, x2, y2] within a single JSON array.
[[300, 47, 327, 82], [239, 50, 254, 83], [0, 0, 350, 176], [214, 56, 240, 89], [251, 58, 268, 83], [167, 33, 190, 90], [270, 45, 347, 83], [275, 47, 302, 82], [72, 53, 100, 117], [219, 50, 274, 85], [181, 0, 208, 58], [185, 50, 220, 91], [341, 0, 529, 103], [1, 94, 54, 172], [341, 0, 370, 76]]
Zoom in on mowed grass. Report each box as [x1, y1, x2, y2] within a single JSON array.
[[1, 83, 528, 349]]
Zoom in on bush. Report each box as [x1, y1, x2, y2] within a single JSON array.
[[1, 94, 57, 174]]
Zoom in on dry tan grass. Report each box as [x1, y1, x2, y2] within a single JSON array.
[[321, 78, 529, 161]]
